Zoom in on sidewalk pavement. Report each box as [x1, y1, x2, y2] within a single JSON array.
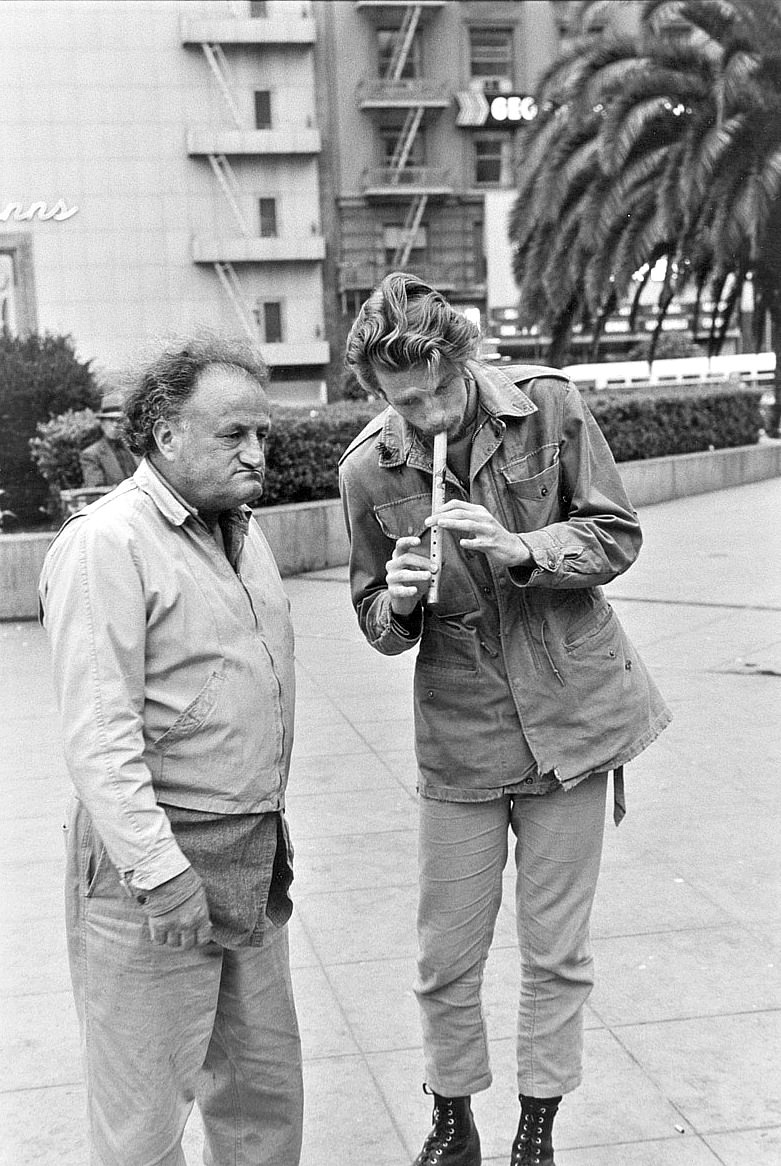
[[2, 477, 780, 1166]]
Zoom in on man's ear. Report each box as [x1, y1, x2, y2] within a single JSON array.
[[152, 417, 179, 461]]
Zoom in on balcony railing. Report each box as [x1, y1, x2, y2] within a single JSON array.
[[362, 165, 452, 195], [181, 16, 315, 46], [357, 77, 450, 108]]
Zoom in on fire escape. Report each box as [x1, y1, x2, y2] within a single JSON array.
[[347, 0, 450, 290]]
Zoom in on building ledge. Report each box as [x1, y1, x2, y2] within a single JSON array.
[[192, 236, 325, 263], [362, 165, 452, 196], [357, 78, 451, 109], [262, 341, 330, 367], [181, 17, 316, 45], [187, 128, 321, 155]]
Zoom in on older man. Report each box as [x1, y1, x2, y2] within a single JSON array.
[[79, 389, 139, 486], [339, 273, 671, 1166], [39, 337, 302, 1166]]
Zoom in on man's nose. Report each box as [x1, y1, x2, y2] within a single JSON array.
[[241, 435, 265, 466]]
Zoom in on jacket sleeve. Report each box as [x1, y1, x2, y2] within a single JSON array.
[[509, 384, 642, 590], [339, 459, 422, 656], [39, 514, 190, 890]]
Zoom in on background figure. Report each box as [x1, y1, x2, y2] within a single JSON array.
[[39, 336, 303, 1166], [339, 272, 671, 1166], [79, 389, 139, 486]]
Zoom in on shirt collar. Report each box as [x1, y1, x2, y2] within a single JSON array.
[[134, 458, 252, 532], [376, 359, 538, 468]]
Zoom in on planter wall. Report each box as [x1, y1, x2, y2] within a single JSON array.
[[2, 441, 779, 621]]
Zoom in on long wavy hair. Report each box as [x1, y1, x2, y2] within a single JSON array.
[[344, 271, 480, 395], [121, 333, 268, 456]]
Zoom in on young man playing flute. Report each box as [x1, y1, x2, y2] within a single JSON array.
[[338, 271, 670, 1166]]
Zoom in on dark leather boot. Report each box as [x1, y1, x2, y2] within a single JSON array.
[[510, 1094, 561, 1166], [412, 1089, 481, 1165]]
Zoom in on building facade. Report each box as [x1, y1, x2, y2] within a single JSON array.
[[316, 0, 563, 381], [3, 1, 640, 400], [0, 0, 329, 401]]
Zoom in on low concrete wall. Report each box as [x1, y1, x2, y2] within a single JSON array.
[[3, 441, 779, 620], [618, 440, 781, 506]]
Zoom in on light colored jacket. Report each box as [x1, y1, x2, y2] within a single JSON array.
[[339, 361, 671, 798], [39, 459, 295, 889]]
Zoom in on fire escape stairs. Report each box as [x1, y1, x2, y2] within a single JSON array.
[[385, 4, 428, 268], [200, 37, 258, 339]]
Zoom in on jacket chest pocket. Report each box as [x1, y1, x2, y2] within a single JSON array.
[[373, 492, 480, 618], [498, 444, 563, 532]]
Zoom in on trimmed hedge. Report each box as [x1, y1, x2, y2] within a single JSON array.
[[259, 381, 762, 505], [587, 382, 763, 462], [28, 382, 763, 516]]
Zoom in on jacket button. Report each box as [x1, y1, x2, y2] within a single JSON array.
[[625, 660, 632, 670], [608, 649, 616, 658], [482, 586, 492, 595], [540, 486, 549, 496], [427, 690, 434, 698], [524, 776, 534, 785]]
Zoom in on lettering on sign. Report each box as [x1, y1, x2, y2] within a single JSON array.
[[455, 92, 537, 128], [0, 200, 79, 222]]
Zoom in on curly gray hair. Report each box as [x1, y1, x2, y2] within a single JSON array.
[[344, 271, 480, 396], [121, 333, 269, 456]]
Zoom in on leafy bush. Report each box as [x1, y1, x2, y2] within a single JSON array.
[[0, 331, 98, 525], [29, 381, 762, 515], [588, 381, 763, 462], [29, 408, 103, 502], [261, 401, 382, 506]]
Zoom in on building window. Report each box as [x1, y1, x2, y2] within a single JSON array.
[[258, 198, 277, 238], [473, 136, 511, 186], [261, 301, 283, 344], [254, 90, 272, 130], [379, 126, 425, 169], [469, 28, 513, 89], [377, 28, 420, 79], [249, 1, 267, 16]]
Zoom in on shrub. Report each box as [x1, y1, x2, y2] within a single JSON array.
[[588, 381, 763, 462], [30, 380, 763, 514], [0, 331, 99, 525], [29, 408, 103, 511], [261, 401, 382, 506]]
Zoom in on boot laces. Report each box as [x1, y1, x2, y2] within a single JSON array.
[[511, 1106, 549, 1165], [414, 1103, 457, 1165]]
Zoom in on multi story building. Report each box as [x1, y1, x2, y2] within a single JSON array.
[[0, 0, 329, 401], [316, 0, 563, 379], [4, 1, 651, 400]]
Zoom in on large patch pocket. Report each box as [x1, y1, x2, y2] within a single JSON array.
[[373, 493, 480, 617], [153, 668, 225, 749], [418, 617, 480, 677], [499, 444, 562, 531]]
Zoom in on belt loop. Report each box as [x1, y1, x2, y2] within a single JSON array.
[[613, 766, 626, 826]]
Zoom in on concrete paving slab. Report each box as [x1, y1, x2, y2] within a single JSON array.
[[2, 477, 780, 1163]]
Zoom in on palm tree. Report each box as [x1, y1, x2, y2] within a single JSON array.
[[510, 0, 781, 433]]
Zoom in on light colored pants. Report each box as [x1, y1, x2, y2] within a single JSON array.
[[415, 773, 608, 1099], [65, 799, 303, 1166]]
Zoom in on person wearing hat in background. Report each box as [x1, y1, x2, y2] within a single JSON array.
[[79, 389, 139, 487]]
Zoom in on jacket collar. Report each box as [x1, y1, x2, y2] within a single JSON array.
[[376, 359, 538, 469], [133, 458, 252, 533]]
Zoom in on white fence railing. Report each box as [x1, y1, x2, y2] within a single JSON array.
[[563, 352, 775, 391]]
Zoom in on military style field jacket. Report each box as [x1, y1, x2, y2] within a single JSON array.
[[339, 361, 671, 800]]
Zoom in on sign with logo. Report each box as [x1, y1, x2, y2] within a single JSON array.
[[455, 92, 537, 128]]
